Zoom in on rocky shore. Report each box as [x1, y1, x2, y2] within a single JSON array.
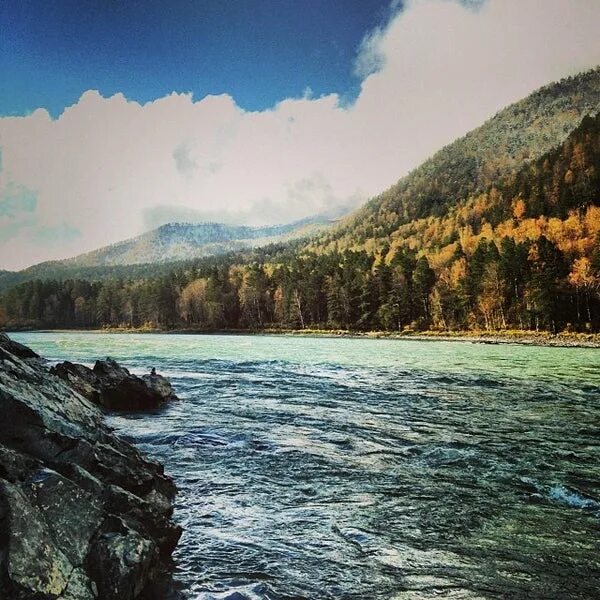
[[0, 333, 181, 599]]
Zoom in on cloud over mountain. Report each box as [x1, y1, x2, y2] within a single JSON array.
[[1, 0, 599, 269]]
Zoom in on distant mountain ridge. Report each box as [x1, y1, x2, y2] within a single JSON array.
[[0, 216, 334, 291], [58, 217, 332, 268]]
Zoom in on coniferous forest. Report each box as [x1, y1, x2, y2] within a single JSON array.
[[2, 84, 600, 334]]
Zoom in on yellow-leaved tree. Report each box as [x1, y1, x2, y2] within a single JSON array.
[[568, 257, 599, 325]]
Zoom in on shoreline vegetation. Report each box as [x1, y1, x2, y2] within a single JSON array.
[[8, 326, 600, 348]]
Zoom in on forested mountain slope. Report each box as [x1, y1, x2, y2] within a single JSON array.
[[315, 67, 600, 253], [0, 261, 184, 293], [0, 217, 331, 292]]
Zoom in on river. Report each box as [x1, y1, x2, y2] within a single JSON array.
[[12, 332, 600, 599]]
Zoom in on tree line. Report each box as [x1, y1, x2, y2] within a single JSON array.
[[2, 232, 599, 333]]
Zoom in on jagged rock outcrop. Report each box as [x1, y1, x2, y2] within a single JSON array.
[[50, 358, 177, 411], [0, 335, 181, 599]]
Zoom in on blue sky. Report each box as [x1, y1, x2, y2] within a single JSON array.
[[1, 0, 599, 270], [1, 0, 393, 117]]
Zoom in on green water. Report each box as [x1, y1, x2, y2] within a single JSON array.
[[14, 331, 600, 383]]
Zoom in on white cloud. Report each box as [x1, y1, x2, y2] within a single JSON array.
[[1, 0, 599, 270]]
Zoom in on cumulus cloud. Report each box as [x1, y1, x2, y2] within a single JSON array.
[[0, 167, 38, 242], [1, 0, 599, 269]]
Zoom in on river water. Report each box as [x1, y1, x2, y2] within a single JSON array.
[[13, 332, 600, 599]]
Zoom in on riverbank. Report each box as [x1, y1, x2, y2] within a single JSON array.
[[353, 329, 600, 348], [7, 326, 600, 348]]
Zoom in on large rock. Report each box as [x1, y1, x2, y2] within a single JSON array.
[[49, 361, 102, 404], [0, 335, 181, 599], [50, 358, 177, 411], [0, 332, 39, 360]]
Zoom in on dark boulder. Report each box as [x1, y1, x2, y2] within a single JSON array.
[[0, 332, 39, 360], [50, 361, 102, 404], [141, 373, 177, 403], [0, 334, 181, 599], [50, 357, 177, 411], [93, 358, 132, 384], [86, 516, 158, 600]]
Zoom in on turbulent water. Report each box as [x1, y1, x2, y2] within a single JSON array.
[[13, 332, 600, 599]]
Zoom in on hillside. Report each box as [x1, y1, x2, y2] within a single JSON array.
[[1, 69, 600, 334], [0, 260, 198, 293], [57, 217, 332, 268], [315, 67, 600, 253]]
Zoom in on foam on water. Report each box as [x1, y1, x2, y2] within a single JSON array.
[[549, 485, 600, 510]]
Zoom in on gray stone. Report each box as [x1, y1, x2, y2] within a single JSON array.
[[0, 334, 181, 599], [0, 332, 39, 359], [141, 373, 177, 402], [59, 568, 97, 600], [50, 361, 102, 404], [27, 467, 103, 566], [0, 479, 73, 597], [86, 519, 157, 600]]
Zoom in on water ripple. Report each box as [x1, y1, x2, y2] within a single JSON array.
[[13, 332, 600, 599]]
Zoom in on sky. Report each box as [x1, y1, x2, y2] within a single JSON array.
[[1, 0, 600, 270]]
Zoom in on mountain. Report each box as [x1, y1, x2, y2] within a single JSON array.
[[56, 217, 333, 268], [2, 69, 600, 333], [0, 216, 333, 292]]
